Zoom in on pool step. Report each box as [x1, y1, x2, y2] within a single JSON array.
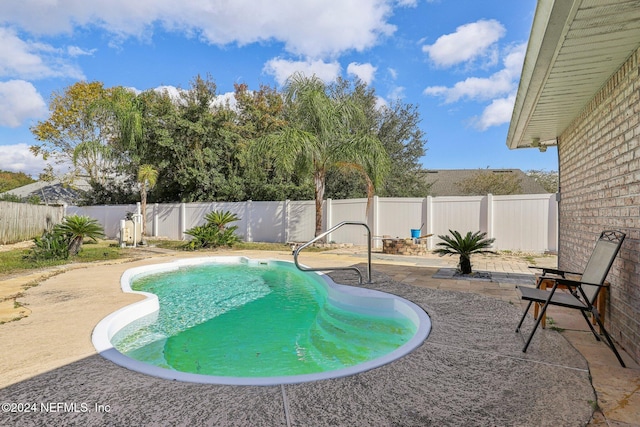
[[307, 305, 408, 367]]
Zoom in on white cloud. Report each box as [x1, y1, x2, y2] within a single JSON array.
[[388, 86, 405, 100], [424, 69, 514, 103], [0, 27, 84, 79], [263, 58, 341, 86], [502, 43, 526, 75], [0, 143, 48, 177], [67, 46, 96, 57], [347, 62, 377, 85], [0, 0, 397, 58], [151, 85, 236, 109], [473, 94, 516, 130], [0, 27, 53, 78], [213, 91, 237, 110], [375, 96, 388, 110], [422, 19, 505, 68], [0, 80, 47, 127], [424, 43, 525, 130], [154, 85, 183, 101], [424, 43, 525, 104]]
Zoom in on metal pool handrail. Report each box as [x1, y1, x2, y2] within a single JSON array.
[[293, 221, 372, 284]]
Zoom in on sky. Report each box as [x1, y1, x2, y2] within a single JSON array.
[[0, 0, 558, 179]]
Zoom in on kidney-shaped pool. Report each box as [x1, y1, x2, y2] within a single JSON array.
[[92, 257, 431, 385]]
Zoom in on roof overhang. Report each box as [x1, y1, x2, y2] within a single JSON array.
[[507, 0, 640, 150]]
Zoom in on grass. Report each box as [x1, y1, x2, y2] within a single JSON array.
[[0, 240, 125, 276], [546, 316, 565, 332], [495, 250, 556, 266]]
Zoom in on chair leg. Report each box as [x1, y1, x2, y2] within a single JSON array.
[[516, 300, 534, 332], [579, 309, 601, 342], [591, 309, 626, 368], [522, 299, 551, 353]]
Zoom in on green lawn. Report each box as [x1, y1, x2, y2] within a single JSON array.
[[0, 240, 125, 276]]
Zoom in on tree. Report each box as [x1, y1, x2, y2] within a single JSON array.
[[254, 73, 390, 236], [30, 82, 115, 185], [137, 164, 158, 237], [0, 170, 35, 193], [231, 83, 314, 201], [526, 169, 558, 193], [323, 80, 429, 198], [376, 101, 430, 196], [458, 170, 523, 195], [434, 230, 496, 274], [139, 75, 248, 202]]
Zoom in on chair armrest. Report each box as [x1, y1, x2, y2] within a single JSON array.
[[528, 266, 582, 277], [554, 278, 605, 288]]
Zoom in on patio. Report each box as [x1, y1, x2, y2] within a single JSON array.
[[0, 249, 637, 426]]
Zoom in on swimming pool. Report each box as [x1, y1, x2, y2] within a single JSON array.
[[92, 257, 431, 385]]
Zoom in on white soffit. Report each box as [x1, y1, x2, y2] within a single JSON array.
[[507, 0, 640, 149]]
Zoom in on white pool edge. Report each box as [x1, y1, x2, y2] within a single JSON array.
[[92, 256, 432, 386]]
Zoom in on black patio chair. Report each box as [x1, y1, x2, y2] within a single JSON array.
[[515, 230, 626, 367]]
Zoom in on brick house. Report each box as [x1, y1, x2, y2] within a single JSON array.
[[507, 0, 640, 364]]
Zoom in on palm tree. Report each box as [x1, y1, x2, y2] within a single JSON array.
[[55, 215, 105, 256], [253, 73, 390, 236], [137, 164, 158, 237], [108, 86, 144, 158], [433, 230, 496, 275]]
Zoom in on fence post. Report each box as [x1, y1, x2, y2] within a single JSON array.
[[245, 200, 252, 242], [548, 194, 558, 253], [325, 198, 332, 242], [371, 195, 380, 249], [426, 196, 434, 249], [180, 202, 186, 240], [284, 199, 290, 243], [486, 193, 494, 245], [153, 203, 158, 237]]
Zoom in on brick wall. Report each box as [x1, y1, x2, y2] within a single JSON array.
[[559, 48, 640, 364]]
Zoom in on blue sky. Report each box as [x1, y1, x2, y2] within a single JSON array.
[[0, 0, 557, 178]]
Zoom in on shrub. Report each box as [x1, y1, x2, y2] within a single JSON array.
[[30, 230, 70, 261], [183, 210, 241, 250]]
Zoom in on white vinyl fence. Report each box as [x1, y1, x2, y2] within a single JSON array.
[[67, 193, 558, 253]]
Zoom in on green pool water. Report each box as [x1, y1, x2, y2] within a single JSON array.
[[112, 262, 416, 377]]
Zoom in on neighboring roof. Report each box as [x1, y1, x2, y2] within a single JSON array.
[[507, 0, 640, 150], [2, 178, 91, 205], [424, 169, 549, 196]]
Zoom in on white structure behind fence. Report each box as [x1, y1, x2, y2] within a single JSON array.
[[67, 193, 558, 252]]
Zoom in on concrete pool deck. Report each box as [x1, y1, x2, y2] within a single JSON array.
[[0, 247, 638, 426]]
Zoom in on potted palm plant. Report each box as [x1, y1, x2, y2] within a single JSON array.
[[434, 230, 495, 275]]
